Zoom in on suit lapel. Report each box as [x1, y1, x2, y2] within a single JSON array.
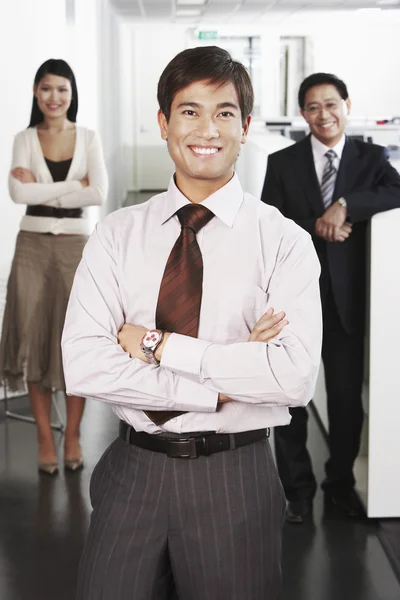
[[334, 137, 361, 200], [291, 135, 325, 215]]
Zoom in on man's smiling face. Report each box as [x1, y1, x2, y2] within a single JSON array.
[[158, 79, 251, 193], [301, 83, 351, 147]]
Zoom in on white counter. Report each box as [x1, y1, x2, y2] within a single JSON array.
[[313, 210, 400, 518], [235, 125, 294, 198]]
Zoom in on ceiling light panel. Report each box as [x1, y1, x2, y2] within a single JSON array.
[[176, 8, 203, 16], [177, 0, 206, 4], [207, 0, 241, 4]]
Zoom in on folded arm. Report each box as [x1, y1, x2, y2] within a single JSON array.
[[61, 220, 218, 413], [345, 149, 400, 223], [56, 132, 108, 208], [63, 217, 322, 411], [161, 231, 322, 407], [8, 132, 82, 205]]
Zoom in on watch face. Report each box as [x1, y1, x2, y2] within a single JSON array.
[[142, 330, 162, 349]]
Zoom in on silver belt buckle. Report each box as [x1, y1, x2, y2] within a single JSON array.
[[167, 438, 197, 459]]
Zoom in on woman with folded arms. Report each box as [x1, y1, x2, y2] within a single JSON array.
[[0, 58, 108, 475]]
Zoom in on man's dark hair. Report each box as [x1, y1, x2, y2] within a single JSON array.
[[298, 73, 349, 110], [157, 46, 254, 125]]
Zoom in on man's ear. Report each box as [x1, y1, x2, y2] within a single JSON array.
[[241, 115, 252, 144], [157, 109, 168, 141]]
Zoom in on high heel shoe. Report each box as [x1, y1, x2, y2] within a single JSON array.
[[64, 457, 84, 472], [38, 462, 59, 476]]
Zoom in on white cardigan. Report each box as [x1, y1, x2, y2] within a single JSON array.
[[9, 125, 108, 235]]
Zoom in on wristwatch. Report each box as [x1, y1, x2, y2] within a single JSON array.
[[338, 197, 347, 208], [140, 329, 164, 365]]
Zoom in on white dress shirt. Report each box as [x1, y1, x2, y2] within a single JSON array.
[[62, 174, 322, 434], [9, 126, 108, 235], [311, 134, 346, 185]]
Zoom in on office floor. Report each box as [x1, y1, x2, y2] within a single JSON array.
[[1, 396, 400, 600]]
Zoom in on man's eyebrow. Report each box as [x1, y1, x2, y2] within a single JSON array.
[[306, 97, 337, 106], [175, 101, 240, 110], [216, 102, 239, 110], [176, 102, 202, 109]]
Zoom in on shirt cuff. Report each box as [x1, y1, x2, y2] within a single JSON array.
[[161, 333, 212, 381]]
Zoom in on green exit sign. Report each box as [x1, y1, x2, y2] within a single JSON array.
[[198, 31, 218, 40]]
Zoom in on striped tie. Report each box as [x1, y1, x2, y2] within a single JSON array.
[[321, 149, 337, 209], [145, 203, 214, 426]]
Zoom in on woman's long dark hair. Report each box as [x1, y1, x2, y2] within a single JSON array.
[[28, 59, 78, 127]]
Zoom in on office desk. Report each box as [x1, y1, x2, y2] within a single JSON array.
[[235, 127, 294, 198]]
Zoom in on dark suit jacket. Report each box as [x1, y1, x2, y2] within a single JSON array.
[[261, 135, 400, 334]]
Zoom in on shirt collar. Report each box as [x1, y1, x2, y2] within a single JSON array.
[[311, 133, 346, 161], [160, 172, 244, 228]]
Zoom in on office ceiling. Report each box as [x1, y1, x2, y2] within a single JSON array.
[[109, 0, 400, 22]]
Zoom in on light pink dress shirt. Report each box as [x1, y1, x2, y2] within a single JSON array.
[[62, 174, 322, 434]]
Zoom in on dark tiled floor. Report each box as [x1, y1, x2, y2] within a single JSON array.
[[0, 396, 117, 600], [1, 395, 399, 600]]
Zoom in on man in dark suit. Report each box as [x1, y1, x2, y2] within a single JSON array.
[[261, 72, 400, 523]]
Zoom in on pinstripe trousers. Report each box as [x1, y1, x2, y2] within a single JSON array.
[[76, 435, 286, 600]]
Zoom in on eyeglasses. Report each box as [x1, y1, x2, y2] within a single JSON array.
[[304, 100, 347, 115]]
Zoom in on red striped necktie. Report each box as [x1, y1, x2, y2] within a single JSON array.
[[145, 203, 214, 426]]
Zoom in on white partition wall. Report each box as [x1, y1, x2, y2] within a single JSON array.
[[235, 121, 294, 198], [366, 208, 400, 517], [313, 208, 400, 518]]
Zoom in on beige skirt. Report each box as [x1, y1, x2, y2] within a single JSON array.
[[0, 231, 87, 392]]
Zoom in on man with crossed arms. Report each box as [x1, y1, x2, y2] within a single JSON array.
[[62, 46, 322, 600]]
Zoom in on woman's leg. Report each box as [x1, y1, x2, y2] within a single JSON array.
[[28, 382, 57, 464], [64, 395, 86, 460]]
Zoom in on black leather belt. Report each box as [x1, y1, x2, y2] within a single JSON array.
[[119, 420, 269, 459], [26, 206, 83, 219]]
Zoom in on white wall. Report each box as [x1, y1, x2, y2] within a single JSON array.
[[367, 208, 400, 516], [188, 11, 400, 119], [97, 0, 130, 213], [68, 0, 131, 215], [65, 0, 102, 231], [67, 0, 132, 217], [67, 0, 100, 130], [120, 22, 136, 194], [310, 27, 400, 118], [0, 0, 66, 279], [279, 9, 400, 118], [131, 25, 189, 191]]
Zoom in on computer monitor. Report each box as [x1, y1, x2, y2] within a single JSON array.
[[348, 134, 374, 143], [348, 135, 365, 143], [289, 130, 306, 142]]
